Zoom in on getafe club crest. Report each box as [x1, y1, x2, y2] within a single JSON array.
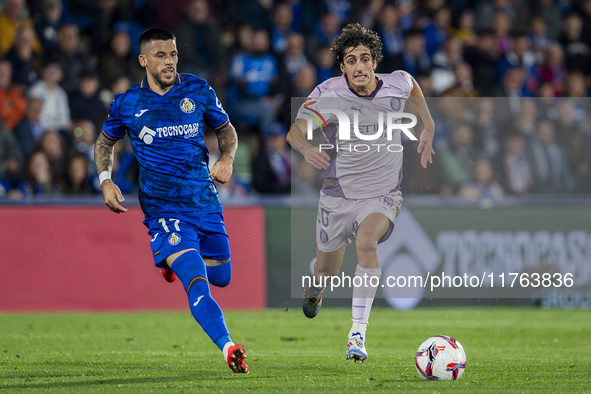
[[180, 98, 196, 114], [168, 232, 181, 245]]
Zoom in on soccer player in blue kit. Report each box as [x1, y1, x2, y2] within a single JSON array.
[[94, 27, 249, 373]]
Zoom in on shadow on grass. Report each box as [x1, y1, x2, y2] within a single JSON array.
[[0, 360, 263, 390]]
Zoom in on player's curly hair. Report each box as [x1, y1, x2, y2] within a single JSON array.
[[330, 23, 383, 65]]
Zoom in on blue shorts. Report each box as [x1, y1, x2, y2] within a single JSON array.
[[147, 212, 231, 268]]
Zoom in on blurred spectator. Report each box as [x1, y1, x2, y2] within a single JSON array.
[[510, 98, 538, 143], [423, 6, 451, 57], [392, 29, 431, 78], [529, 15, 550, 54], [252, 123, 291, 194], [553, 99, 587, 185], [574, 108, 591, 193], [452, 8, 475, 45], [430, 36, 463, 94], [269, 1, 293, 54], [36, 129, 67, 183], [25, 150, 58, 196], [68, 69, 107, 132], [527, 118, 576, 193], [536, 0, 562, 40], [496, 133, 534, 195], [376, 2, 404, 72], [13, 97, 45, 157], [325, 0, 351, 24], [34, 0, 63, 55], [415, 71, 433, 97], [563, 71, 588, 97], [0, 0, 42, 57], [99, 28, 144, 89], [306, 12, 340, 60], [233, 0, 273, 30], [441, 62, 479, 97], [438, 122, 477, 194], [61, 154, 92, 194], [537, 42, 566, 96], [50, 23, 92, 95], [313, 45, 337, 84], [458, 157, 504, 201], [4, 25, 40, 88], [471, 98, 501, 158], [71, 119, 96, 165], [283, 32, 309, 80], [228, 28, 280, 135], [496, 33, 537, 90], [492, 67, 528, 119], [109, 75, 131, 96], [174, 0, 226, 81], [492, 10, 512, 54], [560, 13, 591, 74], [0, 120, 24, 199], [0, 60, 27, 131], [156, 0, 189, 29], [29, 60, 70, 133], [463, 28, 499, 96]]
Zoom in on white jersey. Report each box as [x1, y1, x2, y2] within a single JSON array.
[[296, 71, 414, 199]]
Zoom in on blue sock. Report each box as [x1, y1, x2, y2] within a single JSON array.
[[206, 261, 232, 287], [170, 250, 232, 351]]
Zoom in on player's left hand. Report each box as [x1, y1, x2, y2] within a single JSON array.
[[417, 128, 435, 169], [210, 155, 233, 184]]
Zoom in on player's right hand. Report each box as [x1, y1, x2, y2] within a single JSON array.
[[101, 180, 128, 214], [302, 145, 330, 170]]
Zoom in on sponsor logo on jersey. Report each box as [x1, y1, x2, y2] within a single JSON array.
[[139, 126, 156, 144], [156, 123, 200, 139], [168, 232, 181, 245], [180, 98, 196, 114]]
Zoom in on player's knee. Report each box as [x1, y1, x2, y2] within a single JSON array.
[[206, 261, 232, 288], [169, 249, 208, 293], [356, 234, 378, 257]]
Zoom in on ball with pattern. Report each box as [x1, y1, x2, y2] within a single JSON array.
[[415, 335, 466, 380]]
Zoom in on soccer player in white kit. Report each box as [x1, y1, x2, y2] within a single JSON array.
[[287, 23, 435, 363]]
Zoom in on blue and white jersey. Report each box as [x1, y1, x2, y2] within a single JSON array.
[[102, 73, 229, 224]]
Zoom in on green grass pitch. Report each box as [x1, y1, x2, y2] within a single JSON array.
[[1, 307, 590, 392]]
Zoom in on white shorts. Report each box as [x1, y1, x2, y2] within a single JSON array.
[[316, 191, 402, 253]]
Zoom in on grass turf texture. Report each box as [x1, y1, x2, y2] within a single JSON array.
[[0, 307, 589, 392]]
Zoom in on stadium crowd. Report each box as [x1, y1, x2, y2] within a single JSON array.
[[0, 0, 591, 200]]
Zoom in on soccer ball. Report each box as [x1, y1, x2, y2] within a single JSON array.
[[415, 335, 466, 380]]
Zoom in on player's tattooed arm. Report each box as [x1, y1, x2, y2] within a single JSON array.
[[216, 122, 238, 161], [94, 132, 117, 176], [210, 122, 237, 184], [95, 132, 127, 213]]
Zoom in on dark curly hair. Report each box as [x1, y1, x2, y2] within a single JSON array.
[[330, 23, 384, 65]]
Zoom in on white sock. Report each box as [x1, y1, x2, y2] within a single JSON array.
[[309, 257, 317, 277], [349, 322, 367, 340], [351, 264, 381, 325], [309, 257, 324, 289], [222, 341, 235, 360]]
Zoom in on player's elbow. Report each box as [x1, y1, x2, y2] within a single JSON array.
[[286, 130, 293, 146]]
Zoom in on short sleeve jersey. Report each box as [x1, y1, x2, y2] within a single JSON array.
[[295, 71, 414, 199], [102, 73, 229, 223]]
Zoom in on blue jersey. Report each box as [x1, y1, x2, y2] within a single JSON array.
[[102, 73, 229, 224]]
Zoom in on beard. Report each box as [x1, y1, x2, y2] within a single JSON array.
[[150, 67, 176, 89]]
